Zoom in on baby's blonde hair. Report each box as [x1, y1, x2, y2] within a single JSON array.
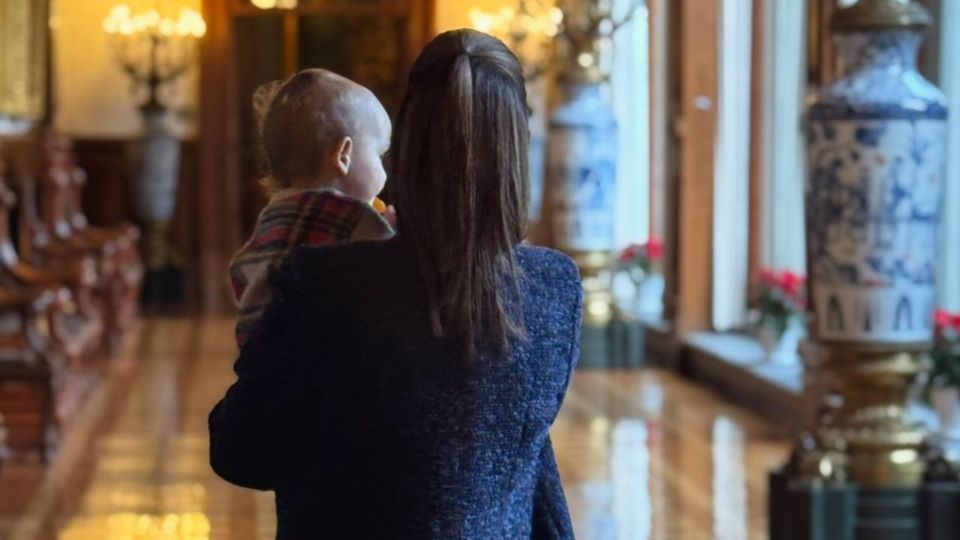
[[253, 80, 283, 193]]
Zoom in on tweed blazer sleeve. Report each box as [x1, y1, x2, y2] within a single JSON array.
[[532, 254, 582, 539], [532, 436, 575, 539], [209, 257, 316, 490]]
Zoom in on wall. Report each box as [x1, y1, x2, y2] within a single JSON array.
[[49, 0, 491, 137], [434, 0, 506, 33], [51, 0, 200, 139]]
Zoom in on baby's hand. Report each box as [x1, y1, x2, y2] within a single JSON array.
[[384, 205, 398, 228]]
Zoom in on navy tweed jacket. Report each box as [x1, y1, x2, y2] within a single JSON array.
[[209, 237, 582, 539]]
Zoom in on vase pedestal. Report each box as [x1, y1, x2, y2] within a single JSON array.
[[769, 469, 960, 540], [134, 106, 185, 309], [140, 219, 185, 309], [572, 251, 615, 327]]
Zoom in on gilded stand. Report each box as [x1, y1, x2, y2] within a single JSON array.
[[769, 1, 960, 537]]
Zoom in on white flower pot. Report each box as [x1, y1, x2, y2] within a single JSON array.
[[931, 386, 960, 436], [634, 273, 664, 318], [757, 322, 804, 365]]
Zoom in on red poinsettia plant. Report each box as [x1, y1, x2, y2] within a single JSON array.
[[751, 268, 807, 339], [930, 309, 960, 388], [619, 235, 664, 275]]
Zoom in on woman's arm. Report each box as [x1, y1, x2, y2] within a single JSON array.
[[532, 268, 582, 539], [209, 260, 313, 490]]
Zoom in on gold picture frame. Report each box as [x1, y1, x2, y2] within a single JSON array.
[[0, 0, 48, 121]]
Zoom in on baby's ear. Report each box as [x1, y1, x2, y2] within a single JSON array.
[[333, 137, 353, 175]]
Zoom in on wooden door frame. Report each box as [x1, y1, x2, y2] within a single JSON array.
[[197, 0, 435, 311], [747, 0, 765, 289], [669, 0, 718, 335]]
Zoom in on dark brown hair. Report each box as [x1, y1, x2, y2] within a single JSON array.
[[388, 29, 530, 357]]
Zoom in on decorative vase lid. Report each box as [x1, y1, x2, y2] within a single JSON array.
[[832, 0, 932, 32]]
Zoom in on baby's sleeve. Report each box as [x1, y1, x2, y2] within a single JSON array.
[[348, 204, 396, 242]]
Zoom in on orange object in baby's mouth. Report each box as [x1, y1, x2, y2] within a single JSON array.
[[372, 197, 387, 214]]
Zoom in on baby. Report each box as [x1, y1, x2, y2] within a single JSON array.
[[230, 69, 395, 347]]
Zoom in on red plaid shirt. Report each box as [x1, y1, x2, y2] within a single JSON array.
[[229, 188, 394, 347]]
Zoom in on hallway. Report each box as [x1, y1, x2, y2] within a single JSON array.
[[1, 318, 790, 539]]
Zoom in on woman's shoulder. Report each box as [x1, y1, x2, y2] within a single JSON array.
[[515, 245, 583, 312], [516, 245, 581, 288]]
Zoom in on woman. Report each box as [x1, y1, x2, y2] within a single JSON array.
[[209, 29, 582, 539]]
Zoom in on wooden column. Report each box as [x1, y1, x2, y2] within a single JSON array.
[[282, 12, 300, 78], [657, 0, 682, 324], [199, 0, 242, 312], [647, 0, 670, 241], [747, 0, 766, 286], [810, 0, 838, 86], [673, 0, 718, 334]]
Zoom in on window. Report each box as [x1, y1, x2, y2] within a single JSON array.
[[711, 0, 753, 331], [608, 0, 651, 248], [934, 0, 960, 310], [757, 0, 807, 274]]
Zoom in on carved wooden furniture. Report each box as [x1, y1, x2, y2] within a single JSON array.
[[24, 133, 141, 355], [0, 285, 58, 458], [0, 411, 7, 477], [0, 175, 103, 367], [50, 134, 143, 351], [0, 164, 104, 458]]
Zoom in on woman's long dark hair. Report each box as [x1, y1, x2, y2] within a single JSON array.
[[388, 29, 530, 357]]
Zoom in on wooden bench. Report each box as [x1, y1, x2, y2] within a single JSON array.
[[30, 133, 142, 355], [0, 162, 103, 459]]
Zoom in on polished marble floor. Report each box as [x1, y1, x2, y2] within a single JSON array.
[[0, 317, 791, 539]]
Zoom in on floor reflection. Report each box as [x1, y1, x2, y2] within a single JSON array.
[[1, 318, 791, 539], [557, 370, 790, 539], [712, 417, 747, 540], [612, 420, 652, 540]]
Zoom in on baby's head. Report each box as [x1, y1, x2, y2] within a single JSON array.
[[259, 69, 391, 202]]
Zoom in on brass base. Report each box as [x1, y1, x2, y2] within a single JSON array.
[[803, 342, 931, 488], [569, 250, 615, 326], [142, 219, 182, 271]]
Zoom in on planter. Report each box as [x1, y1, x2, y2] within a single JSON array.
[[758, 322, 804, 365], [931, 386, 960, 436], [631, 273, 664, 318]]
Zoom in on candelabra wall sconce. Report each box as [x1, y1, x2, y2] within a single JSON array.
[[103, 4, 205, 303], [249, 0, 299, 9]]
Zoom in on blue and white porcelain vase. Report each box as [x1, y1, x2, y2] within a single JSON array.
[[527, 79, 548, 224], [805, 1, 947, 346], [547, 82, 618, 253]]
